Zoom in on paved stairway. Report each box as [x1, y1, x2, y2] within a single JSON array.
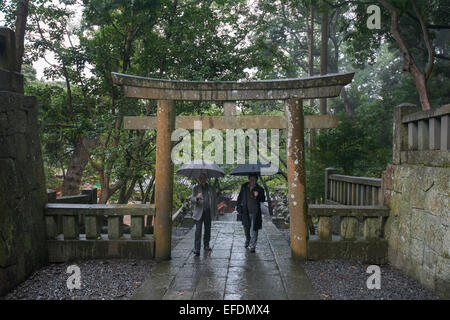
[[133, 214, 318, 300]]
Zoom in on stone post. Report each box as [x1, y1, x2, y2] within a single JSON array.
[[318, 217, 332, 241], [285, 98, 307, 260], [418, 120, 429, 150], [85, 214, 100, 240], [340, 217, 357, 240], [82, 188, 101, 239], [63, 214, 79, 240], [393, 103, 420, 164], [363, 217, 380, 240], [441, 115, 449, 150], [154, 100, 175, 261], [107, 216, 122, 240], [131, 216, 145, 239], [429, 118, 440, 150], [224, 101, 236, 116], [408, 122, 418, 150]]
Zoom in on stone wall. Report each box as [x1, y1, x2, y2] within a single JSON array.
[[0, 27, 48, 296], [383, 164, 449, 298]]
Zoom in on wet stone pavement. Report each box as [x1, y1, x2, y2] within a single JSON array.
[[133, 213, 318, 300]]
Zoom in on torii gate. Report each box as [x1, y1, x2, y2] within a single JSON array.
[[111, 72, 354, 261]]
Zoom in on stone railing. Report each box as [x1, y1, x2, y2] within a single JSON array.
[[45, 203, 155, 240], [393, 103, 449, 166], [46, 188, 98, 236], [307, 204, 390, 263], [324, 168, 383, 206], [307, 168, 390, 263], [45, 189, 155, 262]]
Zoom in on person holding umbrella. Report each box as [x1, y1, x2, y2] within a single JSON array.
[[177, 160, 223, 256], [236, 173, 266, 252], [189, 173, 218, 255]]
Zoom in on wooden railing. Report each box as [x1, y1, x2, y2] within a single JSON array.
[[47, 188, 97, 204], [324, 168, 383, 206], [393, 103, 449, 166]]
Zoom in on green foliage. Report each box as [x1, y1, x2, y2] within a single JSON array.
[[3, 0, 448, 206]]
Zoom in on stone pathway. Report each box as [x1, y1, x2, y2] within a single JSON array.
[[133, 214, 318, 300]]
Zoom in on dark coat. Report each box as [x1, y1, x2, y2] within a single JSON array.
[[236, 182, 265, 231]]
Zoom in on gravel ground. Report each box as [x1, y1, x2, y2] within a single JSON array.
[[303, 259, 440, 300], [2, 226, 194, 300], [2, 259, 155, 300], [279, 228, 440, 300]]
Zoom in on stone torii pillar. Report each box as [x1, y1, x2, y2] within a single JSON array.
[[154, 100, 175, 261], [285, 98, 307, 260], [111, 71, 354, 261]]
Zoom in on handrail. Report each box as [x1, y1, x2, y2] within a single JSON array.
[[324, 168, 383, 206], [172, 201, 189, 222], [44, 203, 155, 241], [328, 174, 381, 187], [402, 104, 449, 123], [309, 204, 389, 217], [45, 203, 155, 216], [393, 104, 449, 165]]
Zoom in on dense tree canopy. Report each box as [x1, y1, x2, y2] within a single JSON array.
[[1, 0, 448, 205]]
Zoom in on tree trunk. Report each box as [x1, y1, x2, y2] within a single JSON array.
[[307, 3, 316, 160], [319, 4, 328, 115], [307, 3, 315, 109], [118, 178, 138, 204], [340, 87, 354, 118], [99, 189, 109, 204], [14, 0, 29, 71], [378, 0, 433, 110], [329, 9, 354, 117], [61, 137, 97, 196], [143, 175, 155, 204]]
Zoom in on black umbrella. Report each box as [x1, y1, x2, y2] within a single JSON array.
[[229, 161, 282, 176], [176, 160, 225, 179]]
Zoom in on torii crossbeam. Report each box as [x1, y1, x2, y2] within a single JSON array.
[[112, 71, 354, 261]]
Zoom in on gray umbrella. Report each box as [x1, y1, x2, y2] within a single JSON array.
[[176, 160, 225, 179], [229, 161, 282, 176]]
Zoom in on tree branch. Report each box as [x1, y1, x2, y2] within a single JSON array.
[[411, 0, 434, 80]]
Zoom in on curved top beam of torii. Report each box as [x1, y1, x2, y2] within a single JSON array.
[[111, 72, 354, 101]]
